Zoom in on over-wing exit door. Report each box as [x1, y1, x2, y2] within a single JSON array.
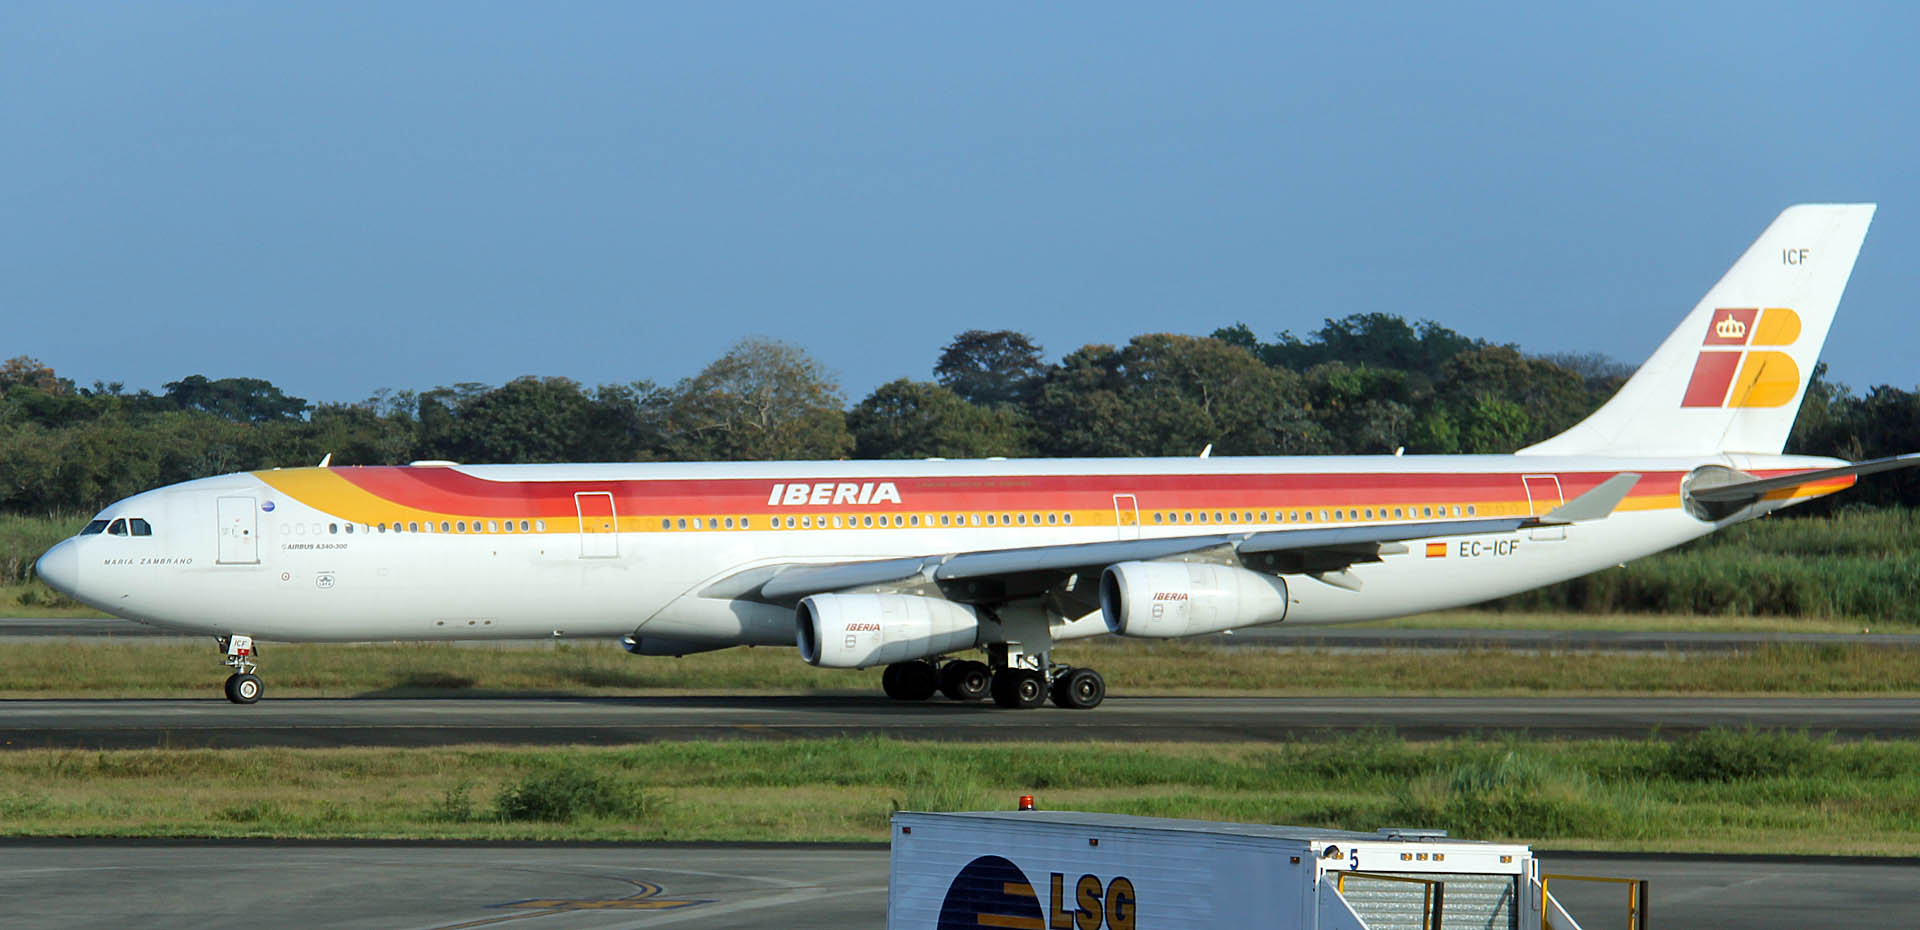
[[1523, 475, 1566, 541], [575, 491, 618, 558], [1113, 494, 1140, 540]]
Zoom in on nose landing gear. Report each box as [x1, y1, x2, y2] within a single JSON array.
[[217, 635, 263, 705]]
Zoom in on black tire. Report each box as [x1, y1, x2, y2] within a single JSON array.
[[939, 660, 991, 702], [990, 670, 1047, 709], [1053, 667, 1105, 710], [226, 673, 262, 705], [881, 661, 938, 701]]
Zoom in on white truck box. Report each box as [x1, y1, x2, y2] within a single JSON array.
[[888, 810, 1553, 930]]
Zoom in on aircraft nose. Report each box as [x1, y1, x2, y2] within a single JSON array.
[[34, 540, 80, 599]]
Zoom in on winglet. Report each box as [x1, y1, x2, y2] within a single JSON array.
[[1542, 473, 1641, 523]]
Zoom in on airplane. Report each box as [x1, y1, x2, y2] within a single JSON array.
[[33, 203, 1917, 708]]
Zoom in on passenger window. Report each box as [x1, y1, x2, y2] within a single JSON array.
[[1016, 513, 1027, 525], [1467, 505, 1477, 516], [1364, 509, 1373, 520], [986, 514, 996, 526], [439, 522, 450, 533], [535, 520, 546, 532], [520, 520, 530, 532], [129, 518, 152, 537], [1198, 512, 1209, 523], [677, 518, 687, 530], [1063, 514, 1072, 524], [330, 523, 339, 534], [456, 521, 467, 533], [81, 520, 109, 535], [911, 515, 921, 526], [487, 521, 498, 533], [1049, 513, 1058, 525], [408, 522, 419, 533], [738, 518, 749, 530]]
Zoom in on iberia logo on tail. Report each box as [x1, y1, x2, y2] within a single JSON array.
[[1680, 307, 1802, 408]]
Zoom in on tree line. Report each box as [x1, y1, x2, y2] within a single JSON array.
[[3, 313, 1914, 515]]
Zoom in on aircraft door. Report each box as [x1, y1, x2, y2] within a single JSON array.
[[216, 496, 259, 564], [1522, 475, 1566, 541], [575, 491, 618, 558], [1113, 494, 1140, 540]]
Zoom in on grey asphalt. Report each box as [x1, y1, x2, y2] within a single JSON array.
[[0, 842, 1912, 930], [8, 616, 1919, 653], [4, 695, 1918, 749]]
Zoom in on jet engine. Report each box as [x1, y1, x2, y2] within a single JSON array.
[[796, 593, 982, 668], [1100, 561, 1290, 638]]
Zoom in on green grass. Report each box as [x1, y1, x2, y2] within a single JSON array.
[[1355, 609, 1911, 634], [0, 732, 1914, 853], [1491, 507, 1920, 623], [0, 637, 1913, 698]]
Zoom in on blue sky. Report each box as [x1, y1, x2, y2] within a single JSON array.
[[3, 3, 1914, 406]]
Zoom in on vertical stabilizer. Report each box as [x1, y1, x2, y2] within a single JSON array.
[[1519, 204, 1875, 457]]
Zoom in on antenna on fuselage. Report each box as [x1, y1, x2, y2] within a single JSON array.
[[318, 453, 332, 468], [1198, 444, 1212, 459]]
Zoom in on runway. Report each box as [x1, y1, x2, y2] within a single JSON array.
[[0, 841, 1913, 930], [4, 694, 1918, 748]]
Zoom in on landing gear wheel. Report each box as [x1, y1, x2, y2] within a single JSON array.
[[881, 661, 938, 701], [939, 660, 991, 702], [991, 670, 1047, 709], [1050, 667, 1105, 709], [224, 673, 263, 705]]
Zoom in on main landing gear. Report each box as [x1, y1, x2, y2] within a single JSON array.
[[880, 655, 1104, 710], [217, 634, 263, 705]]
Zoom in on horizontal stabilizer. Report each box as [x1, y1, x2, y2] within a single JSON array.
[[1542, 473, 1642, 523], [1689, 454, 1920, 503]]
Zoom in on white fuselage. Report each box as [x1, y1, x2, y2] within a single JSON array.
[[36, 451, 1844, 647]]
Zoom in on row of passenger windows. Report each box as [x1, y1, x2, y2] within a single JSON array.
[[661, 512, 1080, 530], [1152, 504, 1476, 524], [269, 504, 1481, 537], [80, 518, 153, 537], [280, 520, 549, 536]]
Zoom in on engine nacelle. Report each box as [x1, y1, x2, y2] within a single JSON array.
[[1100, 561, 1290, 638], [796, 594, 982, 668]]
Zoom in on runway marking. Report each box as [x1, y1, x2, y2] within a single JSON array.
[[427, 881, 706, 929]]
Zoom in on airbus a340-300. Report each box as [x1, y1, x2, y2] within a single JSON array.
[[34, 204, 1916, 708]]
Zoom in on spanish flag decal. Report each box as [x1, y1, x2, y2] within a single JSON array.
[[1425, 542, 1447, 558]]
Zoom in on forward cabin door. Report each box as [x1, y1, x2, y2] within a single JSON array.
[[216, 496, 259, 564], [1113, 494, 1141, 540], [1522, 475, 1566, 541], [575, 491, 618, 558]]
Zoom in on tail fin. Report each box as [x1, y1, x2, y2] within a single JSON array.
[[1519, 203, 1876, 457]]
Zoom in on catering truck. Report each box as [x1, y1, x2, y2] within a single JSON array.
[[887, 809, 1642, 930]]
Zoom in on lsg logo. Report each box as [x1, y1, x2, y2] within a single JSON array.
[[938, 856, 1137, 930]]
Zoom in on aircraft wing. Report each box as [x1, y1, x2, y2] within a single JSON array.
[[1689, 454, 1920, 503], [742, 471, 1640, 604]]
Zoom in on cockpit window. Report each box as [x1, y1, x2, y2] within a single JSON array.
[[80, 520, 109, 536], [129, 518, 152, 537], [107, 519, 129, 536]]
